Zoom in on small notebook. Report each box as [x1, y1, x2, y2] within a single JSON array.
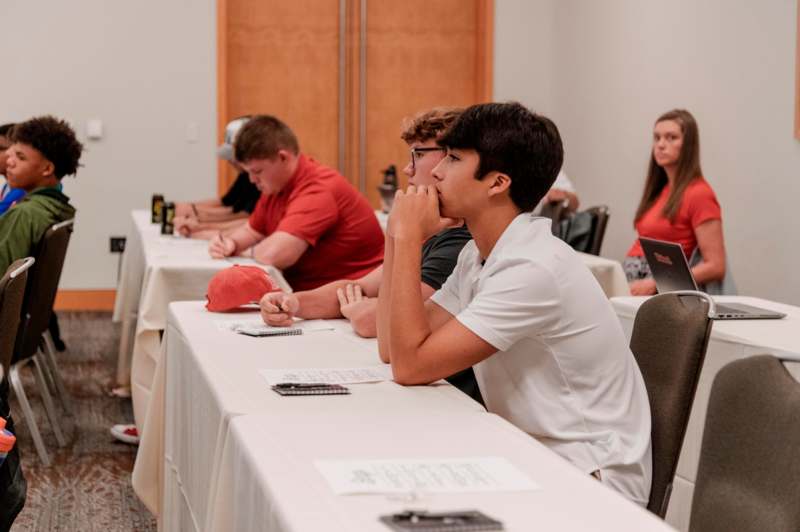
[[379, 510, 503, 532], [271, 383, 350, 396], [237, 326, 302, 337]]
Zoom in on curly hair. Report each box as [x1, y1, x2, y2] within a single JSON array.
[[10, 116, 83, 178], [400, 107, 463, 144], [0, 123, 15, 138]]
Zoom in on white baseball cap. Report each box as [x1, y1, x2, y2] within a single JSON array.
[[217, 116, 251, 161]]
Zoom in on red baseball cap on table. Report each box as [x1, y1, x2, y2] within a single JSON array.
[[206, 265, 277, 312]]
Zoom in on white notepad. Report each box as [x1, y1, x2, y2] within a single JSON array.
[[314, 457, 540, 495], [259, 366, 394, 386], [216, 319, 335, 335]]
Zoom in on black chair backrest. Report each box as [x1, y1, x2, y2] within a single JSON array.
[[584, 205, 609, 256], [0, 258, 34, 377], [553, 205, 609, 255], [539, 199, 570, 235], [690, 355, 800, 532], [13, 219, 74, 363], [629, 292, 713, 517]]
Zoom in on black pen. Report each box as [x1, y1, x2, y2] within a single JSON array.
[[274, 382, 327, 389]]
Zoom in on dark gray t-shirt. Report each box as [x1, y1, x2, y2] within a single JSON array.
[[421, 225, 483, 405]]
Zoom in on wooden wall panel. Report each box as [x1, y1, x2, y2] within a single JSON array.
[[54, 290, 116, 311], [363, 0, 492, 205], [219, 0, 493, 199], [221, 0, 342, 190]]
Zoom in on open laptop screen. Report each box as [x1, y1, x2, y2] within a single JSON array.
[[639, 237, 698, 293]]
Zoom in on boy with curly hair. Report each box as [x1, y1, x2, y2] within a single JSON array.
[[0, 115, 81, 528], [0, 116, 82, 273]]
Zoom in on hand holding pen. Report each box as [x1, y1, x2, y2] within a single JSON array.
[[209, 231, 236, 259], [260, 291, 299, 327]]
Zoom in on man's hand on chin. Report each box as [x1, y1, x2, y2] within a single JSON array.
[[388, 185, 461, 242]]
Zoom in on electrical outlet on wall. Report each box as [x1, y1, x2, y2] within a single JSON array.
[[110, 236, 126, 253]]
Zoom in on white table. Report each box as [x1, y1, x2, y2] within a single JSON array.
[[132, 301, 484, 532], [112, 210, 289, 430], [577, 252, 630, 298], [612, 295, 800, 531], [211, 411, 673, 532]]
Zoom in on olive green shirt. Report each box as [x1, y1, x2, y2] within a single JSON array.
[[0, 187, 75, 275]]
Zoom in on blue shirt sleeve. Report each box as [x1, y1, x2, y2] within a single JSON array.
[[0, 188, 27, 215]]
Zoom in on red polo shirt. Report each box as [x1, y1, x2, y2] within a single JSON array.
[[627, 177, 721, 259], [249, 155, 384, 290]]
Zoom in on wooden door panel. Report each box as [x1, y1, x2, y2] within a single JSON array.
[[219, 0, 492, 201], [221, 0, 341, 189], [364, 0, 491, 205]]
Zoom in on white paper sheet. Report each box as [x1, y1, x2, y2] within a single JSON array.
[[259, 365, 394, 385], [314, 457, 540, 495]]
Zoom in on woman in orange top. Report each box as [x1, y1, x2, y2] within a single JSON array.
[[624, 109, 726, 295]]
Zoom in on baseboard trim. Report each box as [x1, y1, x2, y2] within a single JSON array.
[[54, 289, 117, 311]]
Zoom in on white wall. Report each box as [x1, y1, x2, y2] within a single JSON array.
[[495, 0, 800, 305], [494, 0, 557, 113], [0, 1, 217, 289]]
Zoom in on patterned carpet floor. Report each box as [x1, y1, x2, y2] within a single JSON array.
[[9, 312, 156, 531]]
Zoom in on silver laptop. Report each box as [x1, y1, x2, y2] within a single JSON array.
[[639, 237, 785, 320]]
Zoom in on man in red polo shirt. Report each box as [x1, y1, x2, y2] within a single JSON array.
[[208, 115, 384, 290]]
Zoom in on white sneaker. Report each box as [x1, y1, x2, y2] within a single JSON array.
[[110, 424, 140, 445]]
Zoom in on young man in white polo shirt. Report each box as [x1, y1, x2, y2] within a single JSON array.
[[377, 102, 652, 505]]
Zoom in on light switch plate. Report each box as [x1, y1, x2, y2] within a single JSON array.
[[87, 119, 103, 140]]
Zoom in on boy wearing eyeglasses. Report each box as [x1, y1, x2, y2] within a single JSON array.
[[260, 107, 482, 404], [379, 102, 651, 506]]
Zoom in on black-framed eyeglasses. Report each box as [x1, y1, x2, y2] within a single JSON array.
[[410, 147, 445, 174]]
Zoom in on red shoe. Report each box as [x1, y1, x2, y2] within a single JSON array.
[[110, 424, 140, 445]]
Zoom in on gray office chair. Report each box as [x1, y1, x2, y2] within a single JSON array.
[[9, 219, 75, 465], [689, 355, 800, 532], [629, 291, 714, 517]]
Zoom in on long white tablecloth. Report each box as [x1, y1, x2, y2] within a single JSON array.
[[211, 411, 673, 532], [132, 302, 484, 531], [612, 295, 800, 531], [112, 210, 288, 429]]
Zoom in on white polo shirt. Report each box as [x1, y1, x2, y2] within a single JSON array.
[[431, 213, 652, 505]]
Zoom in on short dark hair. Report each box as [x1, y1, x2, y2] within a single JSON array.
[[0, 123, 15, 138], [438, 102, 564, 212], [400, 107, 463, 144], [10, 116, 83, 178], [234, 115, 299, 163]]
